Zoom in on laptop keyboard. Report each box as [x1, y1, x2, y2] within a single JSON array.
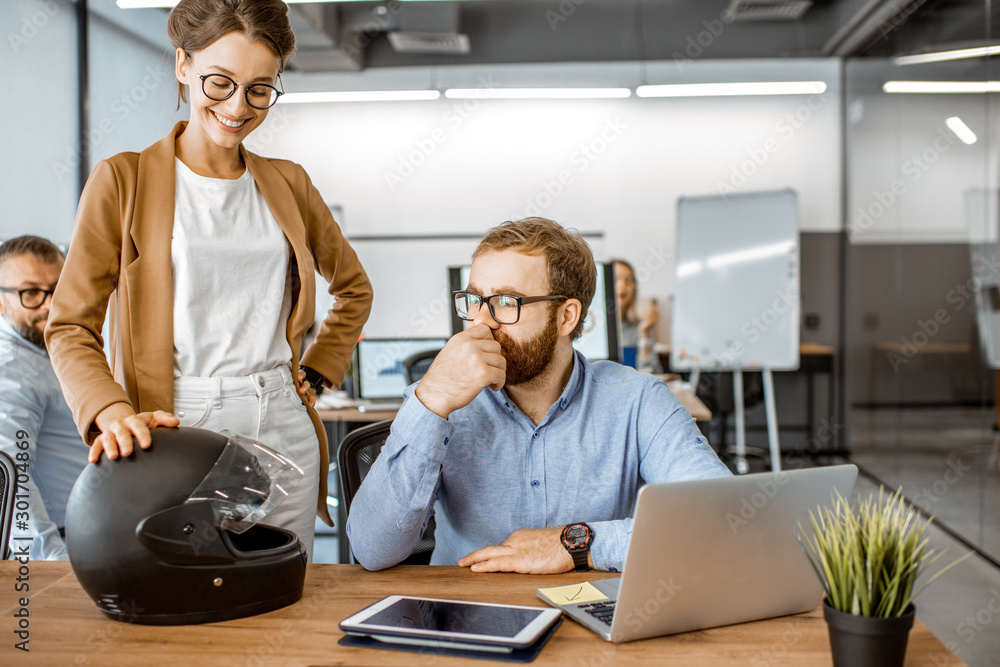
[[579, 601, 616, 626]]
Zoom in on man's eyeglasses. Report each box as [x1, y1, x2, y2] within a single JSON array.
[[0, 287, 56, 309], [453, 291, 567, 325], [187, 55, 283, 110]]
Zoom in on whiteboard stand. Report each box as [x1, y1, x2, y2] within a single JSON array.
[[761, 369, 782, 472], [733, 370, 748, 474], [731, 369, 782, 474]]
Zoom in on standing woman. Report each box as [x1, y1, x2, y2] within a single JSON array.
[[612, 259, 662, 373], [45, 0, 372, 559]]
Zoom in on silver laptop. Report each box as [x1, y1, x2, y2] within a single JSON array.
[[537, 464, 858, 643]]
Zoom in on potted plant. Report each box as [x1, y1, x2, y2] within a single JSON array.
[[798, 486, 970, 667]]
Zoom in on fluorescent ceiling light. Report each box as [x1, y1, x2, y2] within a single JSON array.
[[445, 88, 631, 100], [895, 45, 1000, 66], [945, 116, 978, 145], [636, 81, 827, 98], [706, 241, 795, 270], [280, 90, 440, 104], [883, 81, 1000, 94]]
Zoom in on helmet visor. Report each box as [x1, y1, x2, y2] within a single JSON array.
[[185, 431, 304, 534]]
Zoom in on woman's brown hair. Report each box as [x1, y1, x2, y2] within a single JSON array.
[[167, 0, 296, 105]]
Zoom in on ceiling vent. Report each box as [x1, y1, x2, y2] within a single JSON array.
[[723, 0, 813, 21], [388, 31, 471, 55]]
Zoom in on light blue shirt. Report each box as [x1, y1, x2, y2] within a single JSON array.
[[347, 350, 731, 571], [0, 317, 89, 560]]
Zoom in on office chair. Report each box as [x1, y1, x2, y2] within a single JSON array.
[[402, 349, 440, 385], [0, 450, 16, 560], [337, 420, 436, 565]]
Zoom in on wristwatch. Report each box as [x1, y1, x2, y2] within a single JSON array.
[[561, 523, 594, 572], [298, 365, 326, 395]]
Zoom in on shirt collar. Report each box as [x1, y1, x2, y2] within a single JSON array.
[[0, 316, 47, 357], [493, 348, 587, 417], [558, 349, 587, 410]]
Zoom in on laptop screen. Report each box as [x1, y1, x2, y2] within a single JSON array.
[[354, 338, 449, 400]]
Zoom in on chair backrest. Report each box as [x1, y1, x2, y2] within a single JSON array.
[[0, 450, 16, 560], [337, 420, 436, 565], [402, 349, 441, 385]]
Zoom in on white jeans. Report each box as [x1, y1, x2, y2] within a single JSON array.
[[173, 365, 320, 560]]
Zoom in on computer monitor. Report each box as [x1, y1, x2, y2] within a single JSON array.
[[447, 262, 621, 363], [353, 337, 449, 400]]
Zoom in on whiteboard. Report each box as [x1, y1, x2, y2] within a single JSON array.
[[671, 189, 800, 371]]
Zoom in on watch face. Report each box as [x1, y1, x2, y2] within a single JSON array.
[[563, 524, 592, 549]]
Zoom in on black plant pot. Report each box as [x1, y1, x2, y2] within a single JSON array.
[[823, 599, 915, 667]]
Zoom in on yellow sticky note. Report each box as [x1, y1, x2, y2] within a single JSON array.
[[538, 582, 609, 605]]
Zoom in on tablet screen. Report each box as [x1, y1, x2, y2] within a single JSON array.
[[360, 598, 544, 638]]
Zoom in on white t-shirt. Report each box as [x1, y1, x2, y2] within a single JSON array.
[[171, 158, 293, 377]]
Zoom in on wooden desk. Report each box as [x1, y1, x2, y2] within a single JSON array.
[[664, 380, 712, 422], [0, 563, 961, 665], [317, 383, 712, 426], [317, 408, 399, 423]]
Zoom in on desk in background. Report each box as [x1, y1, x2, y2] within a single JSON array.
[[661, 342, 838, 454], [0, 562, 962, 666]]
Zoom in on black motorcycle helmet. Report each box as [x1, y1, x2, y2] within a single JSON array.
[[65, 427, 307, 625]]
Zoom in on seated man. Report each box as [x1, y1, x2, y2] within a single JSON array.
[[347, 218, 730, 573], [0, 236, 89, 560]]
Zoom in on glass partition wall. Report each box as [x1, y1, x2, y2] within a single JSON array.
[[843, 0, 999, 564]]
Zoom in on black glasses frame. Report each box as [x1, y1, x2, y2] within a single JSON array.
[[453, 290, 568, 325], [186, 55, 284, 109], [0, 287, 56, 310]]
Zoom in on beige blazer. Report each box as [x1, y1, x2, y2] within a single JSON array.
[[46, 121, 373, 525]]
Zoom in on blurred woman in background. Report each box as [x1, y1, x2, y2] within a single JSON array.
[[613, 259, 662, 373]]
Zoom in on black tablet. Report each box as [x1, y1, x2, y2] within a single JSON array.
[[339, 595, 563, 652]]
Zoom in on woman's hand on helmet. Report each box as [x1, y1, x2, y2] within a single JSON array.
[[90, 403, 180, 463]]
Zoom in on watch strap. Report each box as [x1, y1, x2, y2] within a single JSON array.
[[570, 548, 589, 572], [298, 365, 326, 395]]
